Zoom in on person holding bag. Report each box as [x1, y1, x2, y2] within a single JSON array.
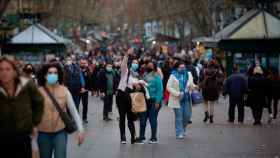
[[135, 61, 163, 144], [130, 81, 150, 114], [116, 48, 141, 144], [167, 61, 195, 139], [37, 63, 84, 158]]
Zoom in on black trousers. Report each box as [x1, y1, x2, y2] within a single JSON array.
[[228, 98, 244, 123], [267, 96, 279, 119], [116, 90, 136, 140], [1, 134, 32, 158], [103, 94, 113, 118], [79, 91, 89, 120], [69, 90, 81, 110], [251, 104, 264, 123]]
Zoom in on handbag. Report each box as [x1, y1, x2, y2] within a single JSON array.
[[130, 92, 147, 113], [191, 90, 204, 105], [43, 87, 77, 134]]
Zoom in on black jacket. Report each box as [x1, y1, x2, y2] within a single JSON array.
[[224, 73, 247, 100], [247, 74, 268, 106], [91, 66, 101, 91], [186, 65, 199, 85], [98, 69, 120, 95], [81, 67, 92, 91], [64, 64, 83, 92], [267, 76, 280, 98]]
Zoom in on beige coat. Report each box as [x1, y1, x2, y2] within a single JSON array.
[[38, 85, 68, 133], [167, 72, 195, 109]]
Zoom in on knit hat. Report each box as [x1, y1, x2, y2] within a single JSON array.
[[253, 66, 263, 75]]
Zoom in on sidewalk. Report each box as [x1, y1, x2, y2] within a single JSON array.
[[68, 96, 280, 158]]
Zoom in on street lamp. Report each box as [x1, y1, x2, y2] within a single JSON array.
[[86, 39, 91, 44]]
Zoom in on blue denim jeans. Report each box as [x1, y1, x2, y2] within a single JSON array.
[[138, 99, 160, 140], [38, 129, 68, 158], [173, 98, 191, 137]]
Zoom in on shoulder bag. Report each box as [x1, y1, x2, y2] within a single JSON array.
[[43, 87, 77, 134]]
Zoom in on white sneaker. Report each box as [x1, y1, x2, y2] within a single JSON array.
[[176, 134, 184, 139], [268, 115, 273, 124]]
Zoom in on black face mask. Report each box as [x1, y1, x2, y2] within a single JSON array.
[[81, 66, 87, 70], [146, 68, 153, 73], [24, 68, 33, 74]]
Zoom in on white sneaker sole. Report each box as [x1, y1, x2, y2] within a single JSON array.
[[149, 141, 158, 144]]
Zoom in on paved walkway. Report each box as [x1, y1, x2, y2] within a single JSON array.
[[68, 96, 280, 158]]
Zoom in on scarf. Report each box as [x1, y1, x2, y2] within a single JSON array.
[[173, 70, 189, 92]]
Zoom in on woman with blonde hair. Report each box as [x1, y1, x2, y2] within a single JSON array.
[[0, 56, 44, 158]]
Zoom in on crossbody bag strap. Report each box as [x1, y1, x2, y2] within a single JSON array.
[[43, 87, 65, 116]]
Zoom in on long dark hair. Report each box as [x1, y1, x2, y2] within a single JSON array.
[[148, 60, 158, 72], [37, 63, 64, 86], [174, 61, 185, 69], [23, 63, 35, 74]]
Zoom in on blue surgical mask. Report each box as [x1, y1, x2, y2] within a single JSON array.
[[47, 74, 58, 85], [178, 69, 186, 74], [131, 63, 139, 71]]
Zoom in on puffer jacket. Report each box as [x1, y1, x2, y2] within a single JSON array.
[[0, 77, 44, 135]]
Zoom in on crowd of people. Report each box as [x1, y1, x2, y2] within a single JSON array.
[[0, 42, 279, 158]]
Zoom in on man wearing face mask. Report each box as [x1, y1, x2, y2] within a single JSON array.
[[64, 56, 86, 111], [91, 60, 100, 96], [99, 61, 119, 121], [79, 59, 92, 123]]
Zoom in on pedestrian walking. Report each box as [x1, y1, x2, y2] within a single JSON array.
[[64, 56, 86, 110], [266, 68, 280, 122], [247, 66, 267, 125], [79, 59, 92, 123], [0, 56, 44, 158], [22, 63, 37, 83], [223, 66, 247, 124], [166, 61, 195, 139], [37, 63, 84, 158], [99, 61, 119, 121], [90, 59, 101, 96], [201, 60, 224, 123]]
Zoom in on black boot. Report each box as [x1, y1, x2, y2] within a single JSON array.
[[210, 115, 214, 124], [203, 112, 209, 122]]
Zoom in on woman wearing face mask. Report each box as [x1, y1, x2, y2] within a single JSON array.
[[166, 61, 195, 139], [116, 49, 147, 144], [22, 64, 36, 80], [37, 63, 84, 158], [23, 63, 38, 84], [135, 61, 163, 144], [0, 56, 44, 158]]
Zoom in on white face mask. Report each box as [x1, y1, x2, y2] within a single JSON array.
[[66, 60, 72, 65]]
